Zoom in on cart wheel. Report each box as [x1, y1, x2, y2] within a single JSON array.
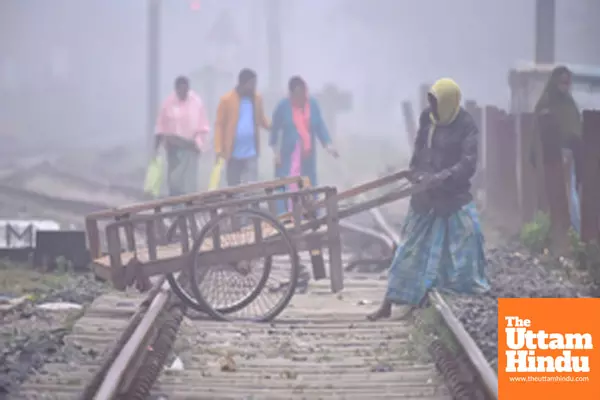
[[165, 222, 272, 315], [163, 211, 215, 313], [166, 256, 273, 314], [188, 208, 299, 322]]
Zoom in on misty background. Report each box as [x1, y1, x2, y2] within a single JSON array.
[[0, 0, 598, 163]]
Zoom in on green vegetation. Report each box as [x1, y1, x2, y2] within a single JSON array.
[[0, 259, 70, 298], [520, 211, 551, 254], [54, 256, 75, 274], [404, 305, 461, 365], [519, 213, 600, 290], [419, 306, 461, 354], [568, 229, 600, 284]]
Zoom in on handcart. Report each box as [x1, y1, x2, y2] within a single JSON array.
[[85, 171, 430, 322]]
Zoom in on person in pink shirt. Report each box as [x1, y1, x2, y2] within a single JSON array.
[[155, 76, 210, 196]]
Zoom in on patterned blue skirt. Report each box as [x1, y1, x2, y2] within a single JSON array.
[[385, 202, 490, 306]]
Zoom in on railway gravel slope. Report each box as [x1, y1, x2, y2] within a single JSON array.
[[445, 242, 596, 371], [16, 289, 147, 400]]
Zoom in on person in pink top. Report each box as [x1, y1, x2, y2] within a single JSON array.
[[155, 76, 210, 196]]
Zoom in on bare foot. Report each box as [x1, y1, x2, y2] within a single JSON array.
[[366, 301, 392, 321]]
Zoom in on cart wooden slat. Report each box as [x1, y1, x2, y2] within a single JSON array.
[[86, 170, 431, 321]]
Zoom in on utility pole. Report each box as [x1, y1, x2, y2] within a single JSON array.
[[147, 0, 161, 157], [265, 0, 282, 94], [535, 0, 555, 64]]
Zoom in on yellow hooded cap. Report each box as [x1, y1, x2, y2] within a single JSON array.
[[429, 78, 462, 125]]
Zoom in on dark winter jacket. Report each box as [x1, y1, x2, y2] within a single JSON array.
[[409, 107, 479, 216]]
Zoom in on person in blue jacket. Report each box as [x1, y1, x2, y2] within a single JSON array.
[[270, 76, 339, 211]]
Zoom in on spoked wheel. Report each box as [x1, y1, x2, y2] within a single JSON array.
[[187, 208, 299, 322], [165, 211, 216, 312]]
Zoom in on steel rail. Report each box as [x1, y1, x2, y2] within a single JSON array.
[[94, 282, 169, 399], [0, 184, 109, 215], [77, 277, 165, 400], [0, 160, 148, 200], [428, 290, 499, 399], [80, 277, 176, 400], [339, 220, 395, 252], [363, 202, 499, 399]]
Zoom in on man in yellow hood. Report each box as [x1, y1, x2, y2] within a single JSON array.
[[368, 78, 489, 321]]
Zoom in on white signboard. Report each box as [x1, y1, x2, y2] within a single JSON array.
[[0, 220, 61, 249]]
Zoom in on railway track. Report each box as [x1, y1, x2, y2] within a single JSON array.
[[17, 256, 451, 400], [0, 159, 147, 223], [152, 275, 447, 400], [15, 214, 496, 400], [0, 166, 498, 399]]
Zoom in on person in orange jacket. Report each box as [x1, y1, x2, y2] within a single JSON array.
[[213, 68, 270, 187]]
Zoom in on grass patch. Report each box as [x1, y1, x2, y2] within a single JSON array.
[[0, 259, 71, 298], [520, 211, 551, 254], [568, 230, 600, 288], [418, 306, 461, 354], [404, 305, 462, 363]]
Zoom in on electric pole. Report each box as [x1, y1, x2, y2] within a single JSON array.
[[147, 0, 161, 157], [265, 0, 282, 94], [535, 0, 555, 64]]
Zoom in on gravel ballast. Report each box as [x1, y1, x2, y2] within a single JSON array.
[[444, 242, 597, 371], [0, 266, 108, 400]]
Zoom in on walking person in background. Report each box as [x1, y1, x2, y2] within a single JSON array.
[[530, 65, 582, 235], [270, 76, 339, 211], [367, 78, 489, 321], [214, 68, 270, 187], [155, 75, 210, 196]]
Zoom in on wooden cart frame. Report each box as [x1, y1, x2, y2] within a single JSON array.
[[86, 170, 429, 321]]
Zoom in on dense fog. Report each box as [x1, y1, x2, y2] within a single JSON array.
[[0, 0, 598, 154]]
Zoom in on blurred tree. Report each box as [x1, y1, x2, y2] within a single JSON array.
[[265, 0, 282, 93]]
